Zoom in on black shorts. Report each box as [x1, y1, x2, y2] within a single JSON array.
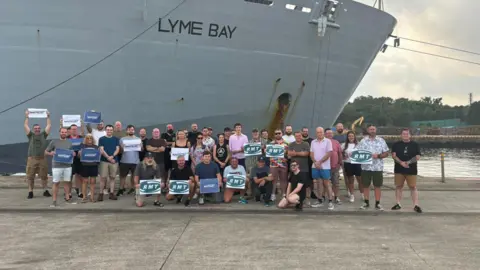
[[81, 164, 99, 178], [72, 157, 82, 175], [301, 172, 313, 188], [344, 162, 362, 177], [119, 163, 136, 178]]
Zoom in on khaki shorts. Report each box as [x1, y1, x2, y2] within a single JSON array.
[[394, 174, 417, 188], [99, 161, 118, 179], [26, 157, 48, 181]]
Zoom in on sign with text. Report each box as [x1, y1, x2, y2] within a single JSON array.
[[350, 149, 373, 164], [83, 111, 102, 124], [69, 138, 83, 151], [243, 142, 262, 157], [266, 144, 285, 158], [62, 115, 81, 127], [122, 138, 141, 152], [139, 180, 162, 195], [171, 147, 190, 161], [199, 178, 220, 194], [27, 108, 48, 118], [169, 180, 190, 195], [53, 148, 74, 164], [226, 174, 246, 189], [80, 148, 100, 163]]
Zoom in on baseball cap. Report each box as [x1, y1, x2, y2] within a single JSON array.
[[144, 152, 154, 158], [257, 156, 266, 162]]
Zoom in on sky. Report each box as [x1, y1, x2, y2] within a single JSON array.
[[352, 0, 480, 106]]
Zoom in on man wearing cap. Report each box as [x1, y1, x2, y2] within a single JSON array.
[[134, 152, 164, 207], [250, 156, 273, 206]]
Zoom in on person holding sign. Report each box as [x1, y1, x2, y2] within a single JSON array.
[[223, 157, 247, 204], [194, 151, 222, 205], [166, 155, 195, 206], [342, 131, 363, 203], [278, 160, 307, 211], [356, 125, 389, 211], [79, 134, 100, 203], [134, 152, 164, 207], [24, 109, 51, 199], [63, 123, 84, 199], [269, 129, 289, 201], [118, 125, 141, 196], [44, 127, 74, 207]]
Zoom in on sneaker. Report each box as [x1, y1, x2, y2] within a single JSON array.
[[264, 201, 272, 207], [375, 204, 384, 211], [109, 193, 118, 200], [43, 190, 52, 197], [127, 188, 135, 195], [176, 196, 182, 204], [153, 201, 164, 207], [347, 190, 351, 197], [87, 191, 91, 197], [295, 204, 303, 211], [303, 200, 312, 208], [116, 189, 124, 197], [193, 194, 198, 200], [271, 194, 276, 201], [311, 201, 323, 208], [27, 191, 33, 199], [328, 202, 334, 210], [103, 189, 109, 195], [198, 197, 205, 205], [360, 203, 369, 210], [335, 198, 342, 205], [78, 193, 84, 199], [414, 205, 423, 213], [391, 203, 402, 210], [97, 193, 104, 202], [50, 201, 57, 208], [255, 195, 261, 202], [238, 197, 248, 204], [349, 194, 354, 203], [184, 199, 191, 207]]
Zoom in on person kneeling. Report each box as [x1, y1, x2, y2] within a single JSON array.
[[165, 155, 195, 206], [278, 160, 307, 211], [223, 157, 248, 204], [134, 152, 165, 207]]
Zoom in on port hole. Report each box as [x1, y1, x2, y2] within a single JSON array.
[[277, 93, 292, 107]]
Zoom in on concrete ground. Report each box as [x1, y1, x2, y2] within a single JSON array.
[[1, 176, 480, 269]]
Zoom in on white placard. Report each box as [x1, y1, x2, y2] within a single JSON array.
[[122, 138, 141, 152], [62, 114, 81, 127], [170, 147, 190, 161], [27, 108, 48, 118]]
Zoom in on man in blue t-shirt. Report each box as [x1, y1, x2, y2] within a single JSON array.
[[98, 124, 120, 201], [194, 151, 221, 205]]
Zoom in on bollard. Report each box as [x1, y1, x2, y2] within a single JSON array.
[[440, 152, 445, 183]]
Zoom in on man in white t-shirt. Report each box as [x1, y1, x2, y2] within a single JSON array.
[[87, 121, 106, 146], [282, 125, 295, 144], [223, 157, 247, 204]]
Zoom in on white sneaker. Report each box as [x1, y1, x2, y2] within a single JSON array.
[[198, 197, 204, 205], [311, 201, 322, 208], [87, 191, 91, 196], [193, 194, 198, 200], [347, 190, 351, 197], [328, 202, 334, 210], [335, 198, 342, 205], [271, 194, 276, 201], [103, 189, 109, 195], [349, 194, 354, 203]]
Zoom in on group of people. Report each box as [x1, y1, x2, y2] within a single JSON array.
[[23, 110, 423, 212]]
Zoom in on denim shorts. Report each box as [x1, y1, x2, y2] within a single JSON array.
[[312, 168, 331, 180]]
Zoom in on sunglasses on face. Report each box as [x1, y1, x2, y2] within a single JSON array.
[[275, 132, 281, 135], [197, 137, 203, 139]]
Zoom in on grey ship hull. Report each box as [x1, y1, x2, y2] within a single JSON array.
[[0, 0, 396, 172]]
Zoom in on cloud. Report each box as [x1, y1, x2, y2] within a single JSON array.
[[352, 0, 480, 105]]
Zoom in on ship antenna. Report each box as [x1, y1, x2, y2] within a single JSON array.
[[373, 0, 384, 11]]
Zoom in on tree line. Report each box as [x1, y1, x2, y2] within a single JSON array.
[[335, 96, 480, 128]]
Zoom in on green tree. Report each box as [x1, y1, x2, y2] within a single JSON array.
[[466, 101, 480, 125]]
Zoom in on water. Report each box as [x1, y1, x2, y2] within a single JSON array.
[[383, 148, 480, 178]]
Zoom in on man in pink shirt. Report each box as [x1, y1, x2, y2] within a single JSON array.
[[326, 128, 343, 204], [309, 127, 334, 210], [229, 123, 249, 168]]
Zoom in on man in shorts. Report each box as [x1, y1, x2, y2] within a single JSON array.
[[44, 127, 73, 207], [325, 128, 343, 204], [391, 129, 422, 213], [118, 125, 141, 196], [310, 127, 334, 210], [356, 125, 389, 211]]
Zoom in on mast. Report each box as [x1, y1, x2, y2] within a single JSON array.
[[373, 0, 384, 11]]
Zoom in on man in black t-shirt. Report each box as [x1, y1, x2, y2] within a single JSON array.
[[278, 160, 307, 211], [391, 129, 422, 213], [166, 155, 195, 206], [187, 123, 200, 146]]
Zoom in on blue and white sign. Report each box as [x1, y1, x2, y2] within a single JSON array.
[[69, 138, 83, 151], [83, 111, 102, 124], [53, 148, 74, 164], [200, 178, 220, 194], [80, 148, 101, 163], [266, 144, 285, 158], [139, 180, 162, 195], [169, 180, 190, 195], [226, 174, 246, 189]]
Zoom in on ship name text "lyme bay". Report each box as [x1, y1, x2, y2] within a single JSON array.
[[158, 19, 237, 39]]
